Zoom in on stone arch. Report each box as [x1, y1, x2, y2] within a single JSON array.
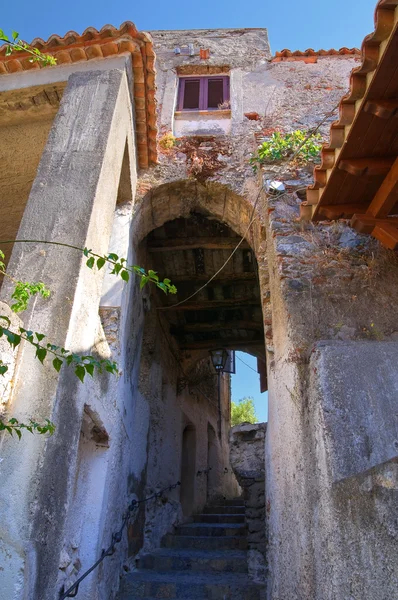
[[132, 180, 270, 359], [132, 180, 266, 256]]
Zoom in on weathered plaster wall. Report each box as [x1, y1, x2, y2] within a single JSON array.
[[0, 65, 140, 600], [263, 184, 398, 599]]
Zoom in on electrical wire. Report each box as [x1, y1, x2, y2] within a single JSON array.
[[157, 188, 263, 310], [236, 353, 259, 374]]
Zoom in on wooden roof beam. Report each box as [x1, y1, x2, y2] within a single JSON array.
[[158, 298, 260, 311], [364, 99, 398, 119], [366, 156, 398, 218], [317, 204, 367, 220], [147, 237, 250, 252], [172, 272, 257, 284], [338, 157, 395, 177], [171, 320, 264, 334], [180, 338, 264, 350], [372, 222, 398, 250], [351, 214, 398, 234]]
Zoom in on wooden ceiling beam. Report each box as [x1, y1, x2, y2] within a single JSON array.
[[372, 222, 398, 250], [172, 272, 257, 284], [364, 99, 398, 119], [351, 213, 398, 234], [366, 156, 398, 218], [317, 204, 367, 219], [171, 320, 263, 334], [338, 157, 395, 177], [180, 338, 264, 350], [158, 298, 260, 311], [147, 237, 250, 252]]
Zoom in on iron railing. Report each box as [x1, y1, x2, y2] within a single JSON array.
[[59, 480, 181, 599]]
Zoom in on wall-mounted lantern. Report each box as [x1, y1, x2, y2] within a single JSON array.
[[209, 348, 229, 372], [209, 348, 229, 440]]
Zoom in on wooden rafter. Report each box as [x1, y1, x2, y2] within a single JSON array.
[[304, 2, 398, 250], [158, 298, 260, 311], [147, 237, 250, 252], [170, 320, 263, 334], [180, 338, 264, 350]]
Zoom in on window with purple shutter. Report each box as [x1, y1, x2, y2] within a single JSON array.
[[177, 76, 230, 111]]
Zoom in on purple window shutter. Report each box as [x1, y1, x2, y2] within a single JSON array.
[[200, 77, 208, 110], [177, 78, 185, 111], [223, 77, 230, 103], [178, 75, 230, 111]]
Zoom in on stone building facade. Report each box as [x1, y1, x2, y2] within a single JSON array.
[[0, 4, 397, 599]]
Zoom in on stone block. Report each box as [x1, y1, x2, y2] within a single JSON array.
[[310, 341, 398, 482]]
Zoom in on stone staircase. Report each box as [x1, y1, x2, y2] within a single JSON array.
[[118, 498, 265, 600]]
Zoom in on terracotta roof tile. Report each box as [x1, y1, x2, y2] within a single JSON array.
[[272, 48, 360, 63], [305, 0, 398, 210], [0, 22, 158, 168]]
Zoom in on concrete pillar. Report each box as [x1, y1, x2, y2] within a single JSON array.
[[0, 67, 136, 600]]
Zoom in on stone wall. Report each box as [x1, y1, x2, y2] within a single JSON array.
[[262, 168, 398, 598], [230, 422, 266, 583]]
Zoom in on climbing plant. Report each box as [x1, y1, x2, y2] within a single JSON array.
[[250, 129, 323, 171], [0, 243, 176, 437], [0, 29, 56, 66]]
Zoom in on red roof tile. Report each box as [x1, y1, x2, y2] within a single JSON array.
[[0, 23, 158, 168], [272, 48, 360, 63]]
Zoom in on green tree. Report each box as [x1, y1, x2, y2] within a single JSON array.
[[231, 396, 258, 427]]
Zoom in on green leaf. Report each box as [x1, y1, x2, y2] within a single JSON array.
[[12, 30, 19, 40], [97, 257, 106, 270], [140, 276, 149, 289], [83, 247, 90, 257], [85, 363, 94, 377], [0, 364, 8, 376], [52, 357, 63, 372], [15, 429, 22, 440], [36, 347, 47, 364], [35, 332, 45, 342], [86, 256, 95, 269], [121, 270, 130, 282], [107, 253, 119, 262], [75, 365, 86, 383]]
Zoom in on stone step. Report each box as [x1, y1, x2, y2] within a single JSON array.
[[119, 570, 265, 600], [203, 505, 245, 515], [175, 523, 246, 537], [138, 548, 248, 573], [213, 498, 245, 506], [193, 513, 245, 524], [162, 535, 248, 551]]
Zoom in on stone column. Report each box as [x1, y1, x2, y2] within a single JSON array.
[[229, 422, 267, 583], [0, 67, 135, 600]]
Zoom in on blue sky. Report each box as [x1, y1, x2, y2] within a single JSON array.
[[231, 352, 268, 423], [2, 0, 377, 53]]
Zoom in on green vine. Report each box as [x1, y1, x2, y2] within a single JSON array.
[[0, 241, 177, 437], [0, 29, 56, 66], [0, 417, 55, 440]]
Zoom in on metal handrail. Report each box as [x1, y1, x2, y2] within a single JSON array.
[[59, 480, 181, 599]]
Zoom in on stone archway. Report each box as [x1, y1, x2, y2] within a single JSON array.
[[131, 179, 270, 364]]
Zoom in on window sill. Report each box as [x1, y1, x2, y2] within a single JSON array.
[[174, 109, 231, 119]]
